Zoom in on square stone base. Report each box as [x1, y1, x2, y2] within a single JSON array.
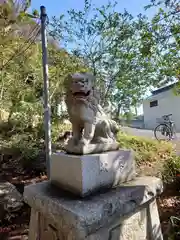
[[24, 177, 163, 240], [50, 149, 136, 197]]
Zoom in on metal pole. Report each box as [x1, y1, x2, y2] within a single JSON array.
[[40, 6, 51, 178]]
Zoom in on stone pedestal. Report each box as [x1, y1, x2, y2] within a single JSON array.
[[24, 177, 163, 240], [50, 150, 136, 197]]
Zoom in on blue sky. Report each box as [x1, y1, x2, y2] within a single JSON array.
[[31, 0, 155, 19], [30, 0, 156, 115]]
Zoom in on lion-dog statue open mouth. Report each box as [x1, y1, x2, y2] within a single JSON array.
[[63, 72, 120, 154]]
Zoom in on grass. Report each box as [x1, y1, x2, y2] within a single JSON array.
[[117, 131, 173, 163], [117, 131, 180, 183]]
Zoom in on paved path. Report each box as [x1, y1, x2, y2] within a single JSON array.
[[122, 127, 154, 139], [122, 126, 180, 140]]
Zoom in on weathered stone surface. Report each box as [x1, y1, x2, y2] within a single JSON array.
[[0, 182, 23, 221], [87, 199, 163, 240], [50, 149, 136, 197], [63, 72, 120, 154], [24, 177, 163, 239], [28, 199, 163, 240]]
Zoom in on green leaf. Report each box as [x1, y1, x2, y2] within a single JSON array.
[[144, 4, 153, 10]]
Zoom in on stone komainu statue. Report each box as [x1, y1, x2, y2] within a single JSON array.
[[64, 72, 119, 149]]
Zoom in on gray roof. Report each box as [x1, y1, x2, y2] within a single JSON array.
[[151, 82, 177, 95]]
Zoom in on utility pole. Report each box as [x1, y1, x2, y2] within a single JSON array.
[[40, 6, 51, 178]]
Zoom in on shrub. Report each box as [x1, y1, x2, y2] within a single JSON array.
[[1, 133, 40, 160], [162, 155, 180, 183], [51, 121, 71, 143], [117, 131, 178, 182], [117, 132, 173, 164], [0, 121, 72, 169]]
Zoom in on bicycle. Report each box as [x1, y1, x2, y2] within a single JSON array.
[[154, 114, 176, 141]]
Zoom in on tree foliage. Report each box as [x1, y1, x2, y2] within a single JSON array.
[[1, 0, 179, 124], [50, 0, 171, 115], [0, 0, 87, 129], [140, 0, 180, 85]]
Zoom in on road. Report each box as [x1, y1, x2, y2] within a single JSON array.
[[122, 126, 180, 140]]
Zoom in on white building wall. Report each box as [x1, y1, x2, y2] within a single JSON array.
[[143, 89, 180, 131]]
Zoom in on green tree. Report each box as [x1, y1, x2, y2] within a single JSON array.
[[139, 0, 180, 86], [0, 1, 41, 122], [50, 0, 157, 112], [123, 111, 134, 124]]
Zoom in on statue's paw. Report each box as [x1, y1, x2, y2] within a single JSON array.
[[66, 137, 79, 146], [78, 138, 89, 146]]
